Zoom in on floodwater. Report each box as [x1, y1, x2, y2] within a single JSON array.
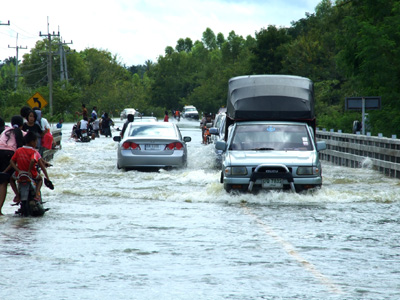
[[0, 118, 399, 300]]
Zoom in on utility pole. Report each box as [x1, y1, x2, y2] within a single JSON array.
[[8, 33, 27, 91], [39, 17, 59, 116], [57, 38, 72, 85], [63, 47, 69, 82], [0, 20, 10, 65]]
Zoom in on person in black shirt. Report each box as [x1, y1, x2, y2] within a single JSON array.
[[0, 117, 5, 134], [120, 114, 134, 137], [22, 110, 43, 149], [101, 113, 113, 137]]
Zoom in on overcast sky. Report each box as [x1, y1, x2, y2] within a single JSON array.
[[1, 0, 321, 66]]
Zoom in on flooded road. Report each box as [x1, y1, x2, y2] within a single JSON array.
[[1, 119, 399, 300]]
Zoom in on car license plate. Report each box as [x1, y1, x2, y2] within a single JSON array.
[[262, 178, 283, 188], [145, 144, 161, 150]]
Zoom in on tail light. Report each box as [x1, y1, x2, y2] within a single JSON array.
[[175, 142, 183, 150], [122, 142, 141, 150], [165, 142, 184, 150]]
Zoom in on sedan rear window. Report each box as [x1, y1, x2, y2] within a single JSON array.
[[231, 124, 313, 151], [128, 124, 176, 138]]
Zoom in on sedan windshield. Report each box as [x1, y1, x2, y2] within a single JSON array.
[[230, 124, 313, 151], [128, 124, 176, 138]]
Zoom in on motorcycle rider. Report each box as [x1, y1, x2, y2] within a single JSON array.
[[75, 116, 89, 140], [200, 113, 213, 144], [7, 131, 51, 203]]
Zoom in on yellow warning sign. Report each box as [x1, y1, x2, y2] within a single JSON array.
[[27, 92, 48, 109]]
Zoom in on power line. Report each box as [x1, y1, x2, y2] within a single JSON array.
[[9, 22, 37, 39], [21, 63, 48, 76]]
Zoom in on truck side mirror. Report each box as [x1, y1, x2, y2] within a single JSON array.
[[209, 127, 219, 135], [317, 141, 326, 151], [215, 141, 227, 151]]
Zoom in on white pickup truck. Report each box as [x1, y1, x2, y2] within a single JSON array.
[[215, 75, 326, 193]]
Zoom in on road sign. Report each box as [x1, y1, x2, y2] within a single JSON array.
[[27, 92, 48, 109], [345, 97, 381, 110], [345, 96, 381, 135]]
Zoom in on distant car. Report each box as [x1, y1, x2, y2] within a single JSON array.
[[113, 122, 191, 170], [120, 108, 139, 120], [182, 105, 199, 120]]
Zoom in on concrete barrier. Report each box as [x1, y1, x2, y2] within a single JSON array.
[[42, 129, 62, 161], [316, 130, 400, 178]]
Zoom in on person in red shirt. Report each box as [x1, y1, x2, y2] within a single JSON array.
[[8, 131, 51, 202], [164, 110, 169, 122]]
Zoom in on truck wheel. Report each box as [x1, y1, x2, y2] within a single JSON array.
[[223, 183, 232, 192]]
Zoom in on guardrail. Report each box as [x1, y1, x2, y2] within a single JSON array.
[[316, 130, 400, 179], [42, 128, 62, 161]]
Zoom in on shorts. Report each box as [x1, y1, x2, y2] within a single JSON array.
[[0, 150, 14, 184], [0, 150, 14, 175]]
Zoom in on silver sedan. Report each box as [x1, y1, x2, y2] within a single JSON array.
[[113, 122, 191, 170]]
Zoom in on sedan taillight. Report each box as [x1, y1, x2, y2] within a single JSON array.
[[122, 142, 141, 150], [165, 142, 184, 150], [175, 142, 183, 150]]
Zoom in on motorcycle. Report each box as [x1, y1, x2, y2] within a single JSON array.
[[202, 123, 213, 145], [80, 129, 91, 142], [13, 172, 49, 217], [72, 124, 91, 142]]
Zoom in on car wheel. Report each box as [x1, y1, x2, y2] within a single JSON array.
[[117, 163, 121, 169]]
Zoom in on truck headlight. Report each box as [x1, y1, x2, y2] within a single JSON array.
[[225, 166, 248, 175], [297, 167, 319, 175]]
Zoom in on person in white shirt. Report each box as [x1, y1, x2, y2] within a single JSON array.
[[92, 118, 100, 137], [80, 117, 88, 131], [91, 106, 98, 120], [33, 108, 52, 155], [41, 117, 51, 132], [75, 117, 88, 139]]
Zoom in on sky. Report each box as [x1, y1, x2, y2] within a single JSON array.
[[0, 0, 321, 66]]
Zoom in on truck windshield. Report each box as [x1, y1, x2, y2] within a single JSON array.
[[230, 124, 313, 151]]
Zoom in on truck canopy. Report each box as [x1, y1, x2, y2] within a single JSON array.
[[227, 75, 314, 121]]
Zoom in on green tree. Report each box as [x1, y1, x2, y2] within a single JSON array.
[[176, 38, 193, 52], [216, 33, 225, 49], [250, 25, 291, 74], [202, 28, 217, 50], [0, 57, 16, 90]]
